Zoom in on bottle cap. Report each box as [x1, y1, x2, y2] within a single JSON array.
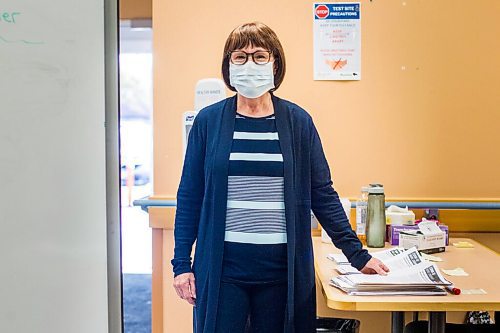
[[368, 184, 384, 194]]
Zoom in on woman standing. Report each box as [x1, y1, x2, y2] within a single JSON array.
[[172, 22, 388, 333]]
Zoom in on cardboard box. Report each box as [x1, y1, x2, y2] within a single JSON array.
[[388, 224, 449, 246], [399, 221, 446, 253]]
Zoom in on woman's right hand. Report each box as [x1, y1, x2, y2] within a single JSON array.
[[360, 257, 390, 275], [173, 272, 196, 305]]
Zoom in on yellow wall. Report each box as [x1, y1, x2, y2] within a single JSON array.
[[153, 0, 500, 201], [120, 0, 151, 20], [151, 5, 499, 332]]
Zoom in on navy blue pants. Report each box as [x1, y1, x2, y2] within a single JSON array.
[[214, 280, 287, 333]]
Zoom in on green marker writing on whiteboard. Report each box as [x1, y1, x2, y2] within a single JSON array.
[[0, 11, 21, 24]]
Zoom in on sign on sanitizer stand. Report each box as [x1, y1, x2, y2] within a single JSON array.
[[182, 78, 226, 158], [194, 78, 227, 112]]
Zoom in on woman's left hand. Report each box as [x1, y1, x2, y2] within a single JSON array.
[[360, 257, 390, 275]]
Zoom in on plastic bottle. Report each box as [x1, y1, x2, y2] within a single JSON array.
[[355, 186, 369, 244], [366, 184, 386, 248]]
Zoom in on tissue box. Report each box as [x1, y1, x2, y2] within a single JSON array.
[[385, 205, 415, 225], [399, 231, 446, 254], [388, 224, 449, 246]]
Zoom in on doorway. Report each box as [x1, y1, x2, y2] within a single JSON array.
[[120, 20, 153, 333]]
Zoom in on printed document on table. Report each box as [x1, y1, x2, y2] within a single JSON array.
[[337, 262, 451, 287], [328, 247, 405, 265], [336, 247, 423, 274]]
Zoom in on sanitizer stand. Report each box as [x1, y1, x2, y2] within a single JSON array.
[[182, 78, 226, 158]]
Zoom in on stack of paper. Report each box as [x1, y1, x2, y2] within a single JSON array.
[[327, 247, 406, 265], [329, 248, 451, 296], [333, 247, 434, 275]]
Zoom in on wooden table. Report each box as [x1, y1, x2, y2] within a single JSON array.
[[313, 237, 500, 333]]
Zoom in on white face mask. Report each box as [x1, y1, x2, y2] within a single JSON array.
[[229, 61, 275, 99]]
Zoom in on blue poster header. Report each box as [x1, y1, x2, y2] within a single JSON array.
[[314, 3, 360, 20]]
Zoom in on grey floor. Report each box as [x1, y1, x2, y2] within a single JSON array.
[[123, 274, 151, 333]]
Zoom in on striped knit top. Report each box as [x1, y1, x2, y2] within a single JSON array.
[[221, 112, 288, 283]]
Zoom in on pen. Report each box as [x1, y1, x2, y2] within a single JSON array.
[[445, 285, 461, 295]]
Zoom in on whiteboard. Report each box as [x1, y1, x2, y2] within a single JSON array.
[[0, 1, 117, 332]]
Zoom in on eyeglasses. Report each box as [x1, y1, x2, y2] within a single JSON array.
[[229, 50, 273, 65]]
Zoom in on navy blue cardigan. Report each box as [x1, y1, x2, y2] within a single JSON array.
[[172, 94, 371, 333]]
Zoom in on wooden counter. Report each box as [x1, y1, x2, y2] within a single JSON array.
[[313, 237, 500, 332]]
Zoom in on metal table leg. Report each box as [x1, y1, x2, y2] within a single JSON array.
[[428, 312, 446, 333], [391, 311, 405, 333]]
